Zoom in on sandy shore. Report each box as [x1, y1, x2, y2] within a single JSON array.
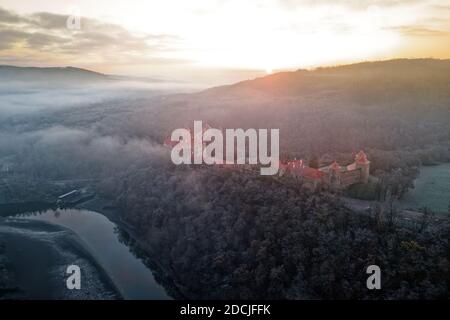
[[0, 217, 121, 299]]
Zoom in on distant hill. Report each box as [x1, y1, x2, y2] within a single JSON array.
[[148, 58, 450, 163], [0, 65, 110, 82], [0, 65, 174, 84], [203, 58, 450, 97]]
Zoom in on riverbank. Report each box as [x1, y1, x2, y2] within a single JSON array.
[[0, 217, 121, 299], [1, 195, 173, 299], [76, 197, 183, 299], [399, 163, 450, 215]]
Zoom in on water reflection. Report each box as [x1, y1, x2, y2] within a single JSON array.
[[17, 208, 171, 300]]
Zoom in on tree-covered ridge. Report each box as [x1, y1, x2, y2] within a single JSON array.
[[1, 59, 449, 299], [116, 165, 450, 299]]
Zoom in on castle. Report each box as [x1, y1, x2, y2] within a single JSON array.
[[163, 125, 370, 188], [279, 150, 370, 190]]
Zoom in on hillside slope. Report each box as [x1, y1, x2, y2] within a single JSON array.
[[0, 65, 109, 82]]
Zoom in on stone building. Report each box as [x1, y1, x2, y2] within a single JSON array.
[[279, 150, 370, 190]]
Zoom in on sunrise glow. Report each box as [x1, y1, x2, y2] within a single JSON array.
[[1, 0, 449, 82]]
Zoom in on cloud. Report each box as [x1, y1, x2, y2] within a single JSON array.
[[278, 0, 422, 10], [0, 28, 69, 51], [0, 29, 27, 50], [386, 25, 449, 37], [0, 6, 24, 24], [0, 6, 186, 69], [1, 1, 449, 78], [28, 11, 69, 29], [432, 4, 450, 11]]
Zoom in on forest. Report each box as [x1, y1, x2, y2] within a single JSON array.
[[1, 59, 450, 298], [115, 164, 450, 299], [111, 59, 450, 298]]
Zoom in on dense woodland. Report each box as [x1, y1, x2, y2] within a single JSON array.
[[115, 165, 450, 299], [1, 59, 450, 298]]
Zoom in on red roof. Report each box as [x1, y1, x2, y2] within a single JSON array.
[[330, 161, 340, 171], [355, 150, 369, 164], [282, 159, 324, 180]]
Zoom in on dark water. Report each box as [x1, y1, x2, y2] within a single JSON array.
[[399, 163, 450, 215], [20, 208, 170, 299]]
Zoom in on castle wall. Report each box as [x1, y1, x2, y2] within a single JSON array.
[[339, 169, 362, 187], [356, 163, 370, 184], [280, 150, 370, 191]]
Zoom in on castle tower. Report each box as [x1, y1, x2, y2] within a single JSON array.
[[329, 161, 341, 186], [355, 150, 370, 184]]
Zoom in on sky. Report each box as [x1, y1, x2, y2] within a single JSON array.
[[0, 0, 449, 84]]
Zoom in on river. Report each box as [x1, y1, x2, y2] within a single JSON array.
[[17, 208, 171, 300], [399, 163, 450, 215]]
